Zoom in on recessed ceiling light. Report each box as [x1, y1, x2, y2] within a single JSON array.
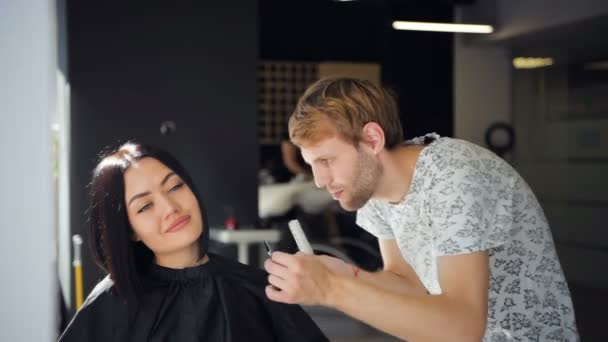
[[392, 21, 493, 34], [584, 61, 608, 70], [512, 57, 554, 69]]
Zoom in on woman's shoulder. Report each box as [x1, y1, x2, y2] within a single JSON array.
[[208, 253, 268, 283], [209, 253, 265, 273]]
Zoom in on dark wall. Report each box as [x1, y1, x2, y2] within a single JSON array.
[[259, 0, 453, 139], [67, 2, 258, 294], [389, 3, 453, 138], [259, 0, 384, 62]]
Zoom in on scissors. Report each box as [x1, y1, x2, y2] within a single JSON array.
[[263, 240, 281, 291], [263, 240, 273, 257]]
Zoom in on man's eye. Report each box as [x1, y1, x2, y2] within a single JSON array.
[[138, 203, 152, 214]]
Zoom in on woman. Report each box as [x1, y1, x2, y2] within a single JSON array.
[[58, 142, 327, 341]]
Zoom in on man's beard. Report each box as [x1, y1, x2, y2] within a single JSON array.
[[340, 150, 382, 211]]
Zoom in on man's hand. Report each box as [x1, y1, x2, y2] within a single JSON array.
[[264, 251, 341, 306], [317, 254, 356, 277]]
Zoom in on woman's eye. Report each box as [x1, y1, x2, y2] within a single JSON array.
[[170, 182, 184, 192], [137, 203, 152, 214]]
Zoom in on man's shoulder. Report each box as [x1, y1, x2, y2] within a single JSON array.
[[357, 198, 397, 224], [421, 137, 514, 181], [427, 137, 493, 158]]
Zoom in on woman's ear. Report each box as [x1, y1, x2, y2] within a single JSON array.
[[361, 122, 385, 154]]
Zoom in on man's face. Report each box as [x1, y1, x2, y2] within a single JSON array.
[[301, 136, 382, 211]]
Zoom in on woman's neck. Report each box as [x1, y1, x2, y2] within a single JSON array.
[[154, 244, 209, 269]]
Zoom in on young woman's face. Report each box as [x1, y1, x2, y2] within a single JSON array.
[[123, 157, 203, 258]]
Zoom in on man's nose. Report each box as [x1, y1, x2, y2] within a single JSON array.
[[312, 166, 329, 189]]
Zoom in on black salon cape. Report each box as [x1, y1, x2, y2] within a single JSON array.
[[58, 253, 328, 342]]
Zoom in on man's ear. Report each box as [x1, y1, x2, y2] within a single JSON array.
[[361, 122, 385, 154]]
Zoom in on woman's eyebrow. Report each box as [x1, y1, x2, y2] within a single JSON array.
[[128, 191, 150, 207], [128, 172, 177, 207], [161, 172, 176, 186]]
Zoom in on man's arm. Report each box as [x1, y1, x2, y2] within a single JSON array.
[[265, 251, 489, 342], [327, 239, 427, 296]]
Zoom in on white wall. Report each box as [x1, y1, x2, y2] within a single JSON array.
[[0, 1, 57, 341], [453, 9, 512, 147], [495, 0, 608, 39], [456, 0, 608, 290], [453, 0, 608, 148]]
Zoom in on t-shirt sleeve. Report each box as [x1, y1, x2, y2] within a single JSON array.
[[428, 162, 510, 256], [356, 200, 394, 239]]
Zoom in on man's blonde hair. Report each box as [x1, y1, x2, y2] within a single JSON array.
[[288, 77, 403, 148]]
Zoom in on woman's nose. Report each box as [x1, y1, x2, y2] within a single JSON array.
[[161, 195, 180, 218]]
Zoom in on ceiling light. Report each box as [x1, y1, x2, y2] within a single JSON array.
[[392, 21, 493, 34], [584, 61, 608, 70], [512, 57, 554, 69]]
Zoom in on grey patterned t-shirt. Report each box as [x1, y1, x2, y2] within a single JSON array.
[[356, 135, 579, 341]]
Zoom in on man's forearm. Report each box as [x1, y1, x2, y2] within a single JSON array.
[[324, 275, 485, 342], [356, 269, 428, 297]]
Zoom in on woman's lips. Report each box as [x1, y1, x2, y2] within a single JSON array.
[[166, 216, 190, 233]]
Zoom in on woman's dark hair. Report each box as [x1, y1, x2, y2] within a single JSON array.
[[88, 141, 209, 303]]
